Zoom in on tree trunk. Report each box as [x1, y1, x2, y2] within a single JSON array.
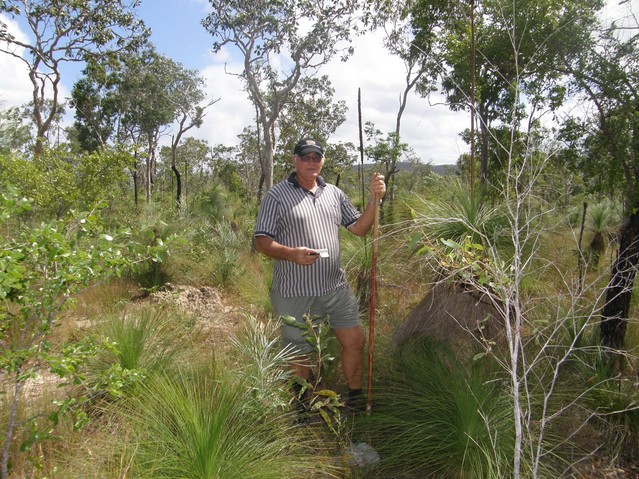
[[1, 373, 23, 479], [478, 103, 490, 184], [133, 170, 139, 206], [145, 145, 154, 204], [130, 155, 139, 206], [257, 172, 265, 205], [600, 205, 639, 351], [172, 164, 182, 209], [171, 133, 182, 210]]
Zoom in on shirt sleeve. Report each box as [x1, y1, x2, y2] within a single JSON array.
[[254, 192, 279, 239], [340, 190, 361, 228]]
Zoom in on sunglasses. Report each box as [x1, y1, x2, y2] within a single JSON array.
[[298, 153, 323, 163]]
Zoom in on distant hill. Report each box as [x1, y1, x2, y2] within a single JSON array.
[[357, 162, 459, 176], [423, 163, 459, 176]]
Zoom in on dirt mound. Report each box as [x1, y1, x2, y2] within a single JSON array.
[[149, 283, 244, 346], [393, 281, 504, 353]]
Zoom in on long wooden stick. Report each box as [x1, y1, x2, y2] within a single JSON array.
[[366, 193, 380, 415], [358, 88, 366, 209]]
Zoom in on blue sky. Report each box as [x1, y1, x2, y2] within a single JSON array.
[[137, 0, 214, 72], [0, 0, 472, 165], [2, 0, 636, 166]]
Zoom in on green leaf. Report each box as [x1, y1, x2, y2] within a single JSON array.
[[408, 232, 423, 252], [441, 238, 462, 249]]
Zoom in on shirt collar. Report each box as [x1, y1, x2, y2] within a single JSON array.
[[286, 172, 326, 189]]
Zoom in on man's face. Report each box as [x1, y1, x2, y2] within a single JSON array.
[[294, 152, 324, 179]]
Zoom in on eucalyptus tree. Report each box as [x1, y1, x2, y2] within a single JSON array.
[[159, 137, 213, 203], [202, 0, 360, 198], [363, 121, 411, 191], [0, 106, 31, 154], [275, 75, 349, 179], [201, 139, 258, 209], [0, 0, 147, 157], [321, 141, 358, 189], [277, 76, 348, 152], [115, 50, 180, 203], [69, 67, 118, 153], [408, 0, 603, 184], [365, 0, 440, 194], [559, 11, 639, 356], [72, 49, 211, 205], [167, 76, 217, 210]]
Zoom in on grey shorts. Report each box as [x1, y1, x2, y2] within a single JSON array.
[[271, 286, 361, 354]]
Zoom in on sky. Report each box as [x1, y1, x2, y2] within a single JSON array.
[[134, 0, 471, 166], [0, 0, 470, 166], [1, 0, 635, 166]]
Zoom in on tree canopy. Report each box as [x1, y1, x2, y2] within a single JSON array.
[[202, 0, 360, 195], [0, 0, 148, 156]]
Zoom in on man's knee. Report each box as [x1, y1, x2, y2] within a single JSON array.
[[336, 326, 366, 353]]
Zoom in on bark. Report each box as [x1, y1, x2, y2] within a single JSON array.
[[578, 201, 588, 292], [172, 164, 182, 209], [478, 103, 490, 184], [0, 375, 23, 479], [600, 206, 639, 351], [131, 167, 139, 206]]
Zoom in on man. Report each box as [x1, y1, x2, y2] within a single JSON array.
[[254, 137, 386, 412]]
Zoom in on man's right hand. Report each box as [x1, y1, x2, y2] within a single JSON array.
[[291, 247, 320, 265], [255, 236, 319, 265]]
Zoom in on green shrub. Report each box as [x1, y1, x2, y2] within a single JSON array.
[[85, 307, 190, 398], [0, 186, 169, 478], [117, 365, 340, 479], [358, 339, 515, 479]]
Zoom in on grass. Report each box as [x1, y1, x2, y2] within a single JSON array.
[[356, 338, 517, 479], [113, 363, 340, 479], [232, 252, 273, 314], [4, 186, 639, 479], [410, 180, 514, 253], [563, 322, 639, 460], [82, 306, 193, 402]]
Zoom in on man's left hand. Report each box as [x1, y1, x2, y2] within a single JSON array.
[[369, 173, 386, 201]]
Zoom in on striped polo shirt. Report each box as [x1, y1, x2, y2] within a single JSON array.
[[254, 172, 361, 297]]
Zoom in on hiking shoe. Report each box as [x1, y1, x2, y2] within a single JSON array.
[[345, 389, 366, 415]]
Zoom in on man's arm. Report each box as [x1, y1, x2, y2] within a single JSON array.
[[254, 235, 319, 265], [347, 173, 386, 237]]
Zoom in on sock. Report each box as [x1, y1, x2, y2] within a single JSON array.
[[347, 388, 365, 410]]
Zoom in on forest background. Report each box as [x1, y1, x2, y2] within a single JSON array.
[[1, 0, 639, 478]]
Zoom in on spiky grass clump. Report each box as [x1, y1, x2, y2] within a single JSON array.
[[584, 200, 622, 266], [357, 339, 515, 479], [411, 180, 513, 253], [85, 306, 190, 398], [116, 365, 340, 479]]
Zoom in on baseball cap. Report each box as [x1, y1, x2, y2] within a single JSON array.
[[294, 138, 324, 157]]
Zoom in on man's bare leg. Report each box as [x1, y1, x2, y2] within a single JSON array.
[[333, 326, 366, 390]]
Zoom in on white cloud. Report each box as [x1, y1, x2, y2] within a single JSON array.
[[189, 30, 468, 165], [0, 14, 32, 107], [194, 50, 255, 146], [1, 10, 468, 165], [324, 31, 468, 165]]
